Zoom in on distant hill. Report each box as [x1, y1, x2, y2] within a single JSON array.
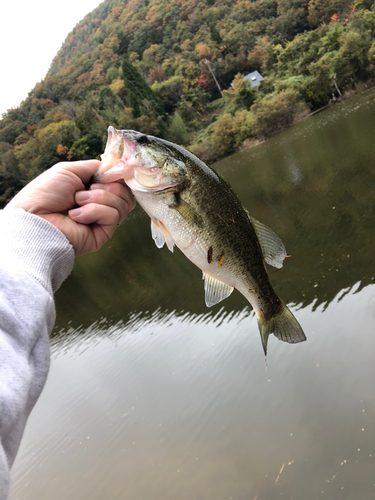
[[1, 0, 375, 206]]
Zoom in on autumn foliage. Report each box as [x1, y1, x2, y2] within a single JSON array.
[[1, 0, 375, 206]]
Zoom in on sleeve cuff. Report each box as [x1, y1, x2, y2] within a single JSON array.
[[0, 209, 75, 294]]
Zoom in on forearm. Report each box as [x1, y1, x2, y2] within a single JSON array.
[[0, 210, 74, 499]]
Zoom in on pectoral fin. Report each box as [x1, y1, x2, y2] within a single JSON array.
[[246, 212, 287, 269], [151, 220, 175, 252], [151, 220, 165, 248], [169, 196, 203, 227], [203, 273, 234, 307]]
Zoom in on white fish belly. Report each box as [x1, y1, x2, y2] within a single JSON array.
[[134, 190, 245, 290]]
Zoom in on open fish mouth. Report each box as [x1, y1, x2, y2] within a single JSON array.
[[91, 126, 138, 184], [92, 127, 187, 193]]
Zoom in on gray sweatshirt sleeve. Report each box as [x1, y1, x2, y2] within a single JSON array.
[[0, 209, 75, 499]]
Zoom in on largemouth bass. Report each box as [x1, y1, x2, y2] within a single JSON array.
[[93, 127, 306, 355]]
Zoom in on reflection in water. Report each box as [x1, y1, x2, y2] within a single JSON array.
[[11, 284, 375, 500], [11, 88, 375, 499], [288, 163, 305, 187]]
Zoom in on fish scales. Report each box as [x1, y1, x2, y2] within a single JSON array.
[[169, 154, 281, 316], [93, 127, 306, 355]]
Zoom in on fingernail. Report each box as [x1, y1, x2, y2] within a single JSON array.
[[69, 208, 82, 218], [76, 191, 91, 202]]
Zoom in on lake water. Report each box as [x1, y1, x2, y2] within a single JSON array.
[[10, 88, 375, 499]]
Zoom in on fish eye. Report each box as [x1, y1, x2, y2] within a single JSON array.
[[137, 135, 149, 145]]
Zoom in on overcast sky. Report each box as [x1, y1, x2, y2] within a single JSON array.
[[0, 0, 103, 117]]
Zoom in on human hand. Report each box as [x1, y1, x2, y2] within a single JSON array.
[[5, 160, 136, 256]]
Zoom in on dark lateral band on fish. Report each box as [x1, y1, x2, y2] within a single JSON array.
[[93, 126, 306, 356]]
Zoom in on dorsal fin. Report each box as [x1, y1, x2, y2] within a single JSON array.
[[247, 213, 287, 269], [203, 273, 234, 307]]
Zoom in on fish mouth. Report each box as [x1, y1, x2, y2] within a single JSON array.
[[92, 127, 184, 193], [126, 176, 180, 193], [92, 126, 137, 184]]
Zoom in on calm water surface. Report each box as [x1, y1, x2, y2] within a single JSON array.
[[11, 89, 375, 499]]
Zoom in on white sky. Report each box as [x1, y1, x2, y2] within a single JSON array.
[[0, 0, 103, 117]]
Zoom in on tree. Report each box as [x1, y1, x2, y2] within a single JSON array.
[[151, 76, 184, 113], [210, 110, 253, 156], [276, 0, 310, 38], [149, 66, 166, 83], [121, 57, 164, 118], [167, 111, 189, 145], [251, 89, 308, 138], [0, 119, 26, 145], [225, 74, 256, 111], [308, 0, 353, 28], [333, 29, 372, 85], [0, 144, 24, 207]]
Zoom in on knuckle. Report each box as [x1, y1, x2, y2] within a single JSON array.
[[92, 188, 108, 203]]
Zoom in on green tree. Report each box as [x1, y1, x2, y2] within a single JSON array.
[[276, 0, 310, 39], [334, 28, 372, 83], [167, 112, 189, 145], [0, 143, 24, 207], [251, 89, 308, 138], [308, 0, 353, 28], [121, 57, 164, 118], [14, 120, 79, 179], [225, 74, 256, 112], [151, 76, 184, 113], [98, 85, 114, 110], [209, 110, 253, 157], [0, 119, 26, 145]]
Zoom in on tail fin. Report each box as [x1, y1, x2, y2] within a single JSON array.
[[257, 300, 306, 356]]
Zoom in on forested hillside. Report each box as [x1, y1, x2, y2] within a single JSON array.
[[1, 0, 375, 206]]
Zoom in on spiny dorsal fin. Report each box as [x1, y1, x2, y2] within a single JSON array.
[[151, 220, 175, 252], [246, 213, 287, 269], [202, 273, 234, 307]]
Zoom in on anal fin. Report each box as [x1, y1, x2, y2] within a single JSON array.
[[203, 273, 234, 307]]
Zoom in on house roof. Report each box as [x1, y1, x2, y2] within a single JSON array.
[[243, 70, 263, 87]]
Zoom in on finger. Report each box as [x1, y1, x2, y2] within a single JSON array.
[[90, 181, 135, 208], [53, 160, 102, 186], [90, 182, 136, 213], [75, 185, 135, 224], [69, 203, 120, 227]]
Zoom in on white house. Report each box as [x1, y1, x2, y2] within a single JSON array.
[[243, 70, 263, 88]]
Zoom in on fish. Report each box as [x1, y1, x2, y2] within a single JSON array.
[[93, 126, 306, 355]]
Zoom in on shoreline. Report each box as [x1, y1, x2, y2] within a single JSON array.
[[206, 80, 375, 165]]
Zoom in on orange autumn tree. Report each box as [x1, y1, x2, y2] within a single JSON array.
[[308, 0, 354, 28]]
